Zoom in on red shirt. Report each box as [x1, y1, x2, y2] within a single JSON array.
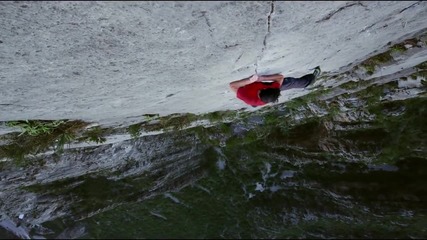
[[236, 81, 281, 106]]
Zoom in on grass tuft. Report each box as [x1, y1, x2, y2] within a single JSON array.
[[361, 51, 394, 74]]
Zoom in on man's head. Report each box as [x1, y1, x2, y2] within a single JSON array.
[[259, 88, 281, 104]]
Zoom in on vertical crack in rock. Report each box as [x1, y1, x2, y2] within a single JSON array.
[[267, 0, 275, 33], [255, 1, 275, 73], [262, 1, 275, 51]]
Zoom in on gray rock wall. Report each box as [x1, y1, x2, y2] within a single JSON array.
[[1, 1, 427, 126]]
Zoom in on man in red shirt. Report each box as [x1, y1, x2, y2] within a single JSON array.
[[229, 67, 321, 107]]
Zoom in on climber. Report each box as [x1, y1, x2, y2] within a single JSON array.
[[229, 66, 321, 107]]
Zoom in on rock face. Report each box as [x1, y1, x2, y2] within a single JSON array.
[[1, 1, 427, 126], [1, 1, 427, 239], [0, 48, 426, 237]]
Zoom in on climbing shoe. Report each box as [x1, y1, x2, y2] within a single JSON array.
[[307, 66, 321, 87], [312, 66, 321, 79]]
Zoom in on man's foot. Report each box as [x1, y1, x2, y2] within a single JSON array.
[[312, 66, 321, 78], [307, 66, 321, 87], [309, 66, 322, 85]]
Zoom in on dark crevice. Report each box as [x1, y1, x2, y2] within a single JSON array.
[[263, 1, 275, 48], [263, 36, 267, 48], [225, 43, 240, 49], [399, 1, 422, 14], [316, 2, 366, 23], [199, 11, 222, 48], [200, 12, 212, 33], [359, 22, 376, 34], [199, 11, 213, 37], [0, 103, 27, 108], [256, 1, 275, 72], [358, 1, 418, 34], [203, 16, 211, 29], [359, 1, 368, 8], [267, 1, 275, 33], [235, 53, 243, 64], [262, 1, 274, 53]]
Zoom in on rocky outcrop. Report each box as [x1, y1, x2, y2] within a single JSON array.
[[0, 7, 427, 239]]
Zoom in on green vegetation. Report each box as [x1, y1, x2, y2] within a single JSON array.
[[0, 120, 113, 164], [325, 100, 341, 120], [127, 114, 161, 138], [139, 110, 241, 133], [1, 120, 90, 164], [24, 172, 157, 220], [6, 120, 65, 137], [283, 98, 306, 112], [415, 60, 427, 70], [390, 38, 418, 53], [368, 97, 427, 164], [390, 43, 407, 53], [140, 113, 198, 132], [414, 61, 427, 80], [417, 71, 427, 80], [200, 110, 238, 123], [361, 51, 394, 75], [282, 92, 314, 112], [279, 88, 331, 115], [339, 79, 372, 90], [340, 80, 361, 90], [143, 113, 160, 121], [79, 126, 108, 144], [263, 111, 281, 126], [75, 126, 427, 239], [128, 123, 142, 138], [159, 113, 198, 131], [341, 80, 396, 111], [55, 132, 77, 153], [3, 32, 426, 239]]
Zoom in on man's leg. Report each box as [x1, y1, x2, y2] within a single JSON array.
[[280, 67, 321, 91], [280, 74, 315, 91]]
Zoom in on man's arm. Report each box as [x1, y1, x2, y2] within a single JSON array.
[[229, 74, 258, 93], [257, 74, 284, 86]]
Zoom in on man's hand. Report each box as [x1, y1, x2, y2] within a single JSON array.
[[249, 74, 259, 83], [229, 74, 260, 93]]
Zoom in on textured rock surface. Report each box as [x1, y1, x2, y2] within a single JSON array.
[[1, 1, 427, 238], [1, 1, 427, 126]]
